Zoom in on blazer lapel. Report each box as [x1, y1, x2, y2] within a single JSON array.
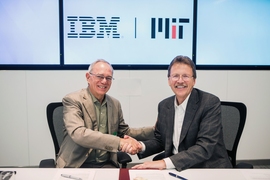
[[179, 89, 199, 144], [106, 96, 113, 135], [82, 88, 97, 127], [164, 96, 175, 157]]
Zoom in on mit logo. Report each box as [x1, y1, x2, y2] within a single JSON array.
[[151, 18, 190, 39], [67, 16, 120, 38]]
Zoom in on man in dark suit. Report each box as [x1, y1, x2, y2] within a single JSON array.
[[129, 55, 232, 171]]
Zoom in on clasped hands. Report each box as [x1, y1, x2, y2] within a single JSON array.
[[119, 135, 142, 155], [119, 135, 166, 170]]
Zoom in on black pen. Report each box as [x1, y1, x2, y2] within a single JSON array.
[[169, 172, 188, 180]]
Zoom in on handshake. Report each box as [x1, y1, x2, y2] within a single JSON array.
[[119, 135, 142, 155]]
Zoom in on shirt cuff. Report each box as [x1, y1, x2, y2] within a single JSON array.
[[139, 141, 146, 152], [163, 157, 175, 169]]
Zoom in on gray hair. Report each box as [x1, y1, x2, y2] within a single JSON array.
[[88, 59, 114, 74]]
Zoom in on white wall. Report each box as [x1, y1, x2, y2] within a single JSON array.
[[0, 70, 269, 166]]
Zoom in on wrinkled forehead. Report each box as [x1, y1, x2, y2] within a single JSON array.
[[92, 62, 113, 75]]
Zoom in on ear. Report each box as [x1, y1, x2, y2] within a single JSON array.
[[86, 72, 90, 80], [167, 77, 171, 86], [193, 78, 196, 86]]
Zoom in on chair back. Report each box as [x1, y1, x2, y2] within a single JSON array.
[[46, 102, 64, 158], [220, 101, 247, 167]]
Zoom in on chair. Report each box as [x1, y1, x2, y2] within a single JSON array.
[[152, 101, 253, 168], [39, 102, 132, 168], [220, 101, 252, 168]]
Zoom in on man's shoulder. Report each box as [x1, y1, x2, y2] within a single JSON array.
[[194, 88, 219, 99], [193, 88, 220, 104], [65, 88, 86, 95], [159, 95, 175, 106], [63, 88, 88, 100]]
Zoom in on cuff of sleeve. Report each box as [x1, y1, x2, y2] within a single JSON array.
[[118, 138, 122, 151], [163, 157, 175, 169], [139, 141, 146, 152]]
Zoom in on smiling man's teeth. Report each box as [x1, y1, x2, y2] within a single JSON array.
[[176, 85, 185, 88]]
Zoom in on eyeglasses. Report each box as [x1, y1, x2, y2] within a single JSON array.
[[90, 73, 114, 82], [170, 74, 193, 81]]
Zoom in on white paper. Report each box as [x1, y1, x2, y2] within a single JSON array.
[[93, 169, 119, 180], [52, 169, 96, 180], [129, 170, 166, 180], [242, 170, 270, 180]]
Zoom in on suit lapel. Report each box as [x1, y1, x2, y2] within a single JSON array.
[[179, 89, 199, 144], [164, 96, 175, 156], [106, 96, 113, 135], [82, 88, 97, 126]]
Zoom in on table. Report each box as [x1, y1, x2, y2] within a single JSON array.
[[1, 168, 270, 180]]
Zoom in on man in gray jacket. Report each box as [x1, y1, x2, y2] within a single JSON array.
[[56, 59, 154, 168]]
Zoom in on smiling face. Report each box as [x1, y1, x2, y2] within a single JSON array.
[[168, 62, 196, 105], [86, 61, 113, 102]]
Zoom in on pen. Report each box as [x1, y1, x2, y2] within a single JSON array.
[[169, 172, 188, 180], [61, 174, 82, 180]]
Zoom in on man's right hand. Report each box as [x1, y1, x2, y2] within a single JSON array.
[[119, 135, 142, 155]]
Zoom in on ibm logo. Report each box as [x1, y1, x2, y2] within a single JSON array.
[[151, 18, 190, 39], [67, 16, 120, 38]]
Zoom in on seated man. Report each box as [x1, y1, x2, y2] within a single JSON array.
[[56, 59, 154, 168], [129, 55, 232, 171]]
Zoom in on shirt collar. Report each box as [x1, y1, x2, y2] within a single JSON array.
[[89, 91, 107, 105], [174, 93, 191, 111]]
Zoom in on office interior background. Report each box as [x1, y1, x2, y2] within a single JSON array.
[[1, 0, 270, 167]]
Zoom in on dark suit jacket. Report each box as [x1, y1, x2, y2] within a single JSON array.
[[139, 88, 232, 171], [56, 87, 154, 168]]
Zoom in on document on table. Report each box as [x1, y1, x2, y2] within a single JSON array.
[[242, 170, 270, 180], [129, 170, 167, 180], [52, 169, 95, 180], [94, 169, 119, 180], [52, 169, 119, 180]]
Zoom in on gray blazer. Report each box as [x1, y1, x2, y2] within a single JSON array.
[[56, 88, 154, 168], [139, 88, 232, 171]]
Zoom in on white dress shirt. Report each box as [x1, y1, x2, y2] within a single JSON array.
[[164, 94, 190, 169], [140, 94, 190, 169]]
